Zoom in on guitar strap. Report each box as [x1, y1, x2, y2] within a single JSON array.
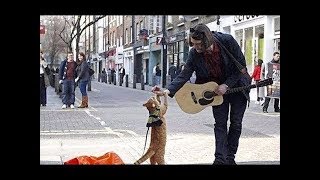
[[212, 34, 251, 107], [212, 34, 247, 74]]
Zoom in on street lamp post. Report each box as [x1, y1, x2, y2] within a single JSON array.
[[161, 15, 167, 88]]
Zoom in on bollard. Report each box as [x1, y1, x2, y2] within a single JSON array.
[[166, 75, 171, 88], [98, 73, 101, 82], [141, 74, 145, 90], [133, 74, 136, 89], [125, 74, 128, 87], [55, 74, 59, 93], [88, 75, 92, 91]]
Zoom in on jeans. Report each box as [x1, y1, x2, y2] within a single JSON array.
[[212, 92, 247, 163], [263, 97, 279, 110], [155, 76, 161, 86], [62, 79, 75, 105], [79, 80, 88, 96]]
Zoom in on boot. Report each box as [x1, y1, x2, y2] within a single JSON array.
[[83, 96, 88, 107], [78, 96, 88, 108]]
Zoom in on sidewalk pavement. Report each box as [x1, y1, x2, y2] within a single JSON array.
[[41, 80, 280, 165]]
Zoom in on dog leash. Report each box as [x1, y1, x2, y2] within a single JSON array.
[[142, 127, 150, 156]]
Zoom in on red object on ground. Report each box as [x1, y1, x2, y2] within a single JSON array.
[[64, 152, 124, 165]]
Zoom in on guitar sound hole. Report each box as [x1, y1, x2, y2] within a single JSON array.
[[191, 92, 198, 104], [203, 91, 214, 100], [199, 98, 214, 105]]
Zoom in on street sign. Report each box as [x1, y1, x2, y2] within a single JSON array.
[[156, 37, 162, 45]]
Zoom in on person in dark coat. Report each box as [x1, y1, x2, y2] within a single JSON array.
[[152, 24, 250, 165], [168, 62, 177, 82]]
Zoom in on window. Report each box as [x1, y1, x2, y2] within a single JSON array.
[[110, 33, 113, 46], [156, 16, 160, 27], [167, 16, 172, 23], [179, 41, 184, 52], [274, 17, 280, 34], [136, 22, 139, 41], [174, 42, 179, 53], [125, 28, 128, 45], [113, 31, 115, 46], [149, 16, 154, 32], [116, 16, 119, 26], [168, 44, 173, 54], [235, 29, 243, 50], [130, 26, 132, 42]]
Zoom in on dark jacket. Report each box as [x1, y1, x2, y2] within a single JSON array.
[[76, 61, 90, 81], [167, 31, 249, 100], [119, 67, 125, 75], [59, 59, 77, 80], [169, 65, 177, 79]]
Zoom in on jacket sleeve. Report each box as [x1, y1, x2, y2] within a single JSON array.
[[78, 62, 89, 79], [167, 49, 195, 98], [222, 34, 246, 88]]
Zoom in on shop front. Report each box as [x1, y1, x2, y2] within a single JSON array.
[[123, 47, 133, 83], [166, 31, 188, 74], [209, 15, 280, 74]]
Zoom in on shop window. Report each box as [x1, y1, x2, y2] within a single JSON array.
[[255, 25, 264, 60], [244, 27, 253, 70], [274, 17, 280, 35], [235, 29, 243, 50]]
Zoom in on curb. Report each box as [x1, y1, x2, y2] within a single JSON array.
[[40, 156, 63, 165]]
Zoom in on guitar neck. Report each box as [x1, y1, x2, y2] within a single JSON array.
[[225, 84, 257, 94]]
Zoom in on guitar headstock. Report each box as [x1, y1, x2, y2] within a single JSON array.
[[257, 78, 274, 87]]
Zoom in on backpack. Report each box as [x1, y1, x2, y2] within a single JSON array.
[[89, 68, 95, 76]]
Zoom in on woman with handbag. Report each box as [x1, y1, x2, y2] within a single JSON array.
[[75, 52, 90, 108]]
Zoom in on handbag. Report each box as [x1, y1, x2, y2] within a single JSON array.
[[89, 68, 95, 76]]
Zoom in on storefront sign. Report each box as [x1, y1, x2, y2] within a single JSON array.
[[168, 32, 185, 44], [234, 15, 259, 23]]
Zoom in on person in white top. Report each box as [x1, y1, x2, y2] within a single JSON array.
[[40, 50, 50, 106]]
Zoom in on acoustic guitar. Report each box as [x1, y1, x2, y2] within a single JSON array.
[[175, 78, 273, 114]]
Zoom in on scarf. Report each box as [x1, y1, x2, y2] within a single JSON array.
[[203, 41, 223, 84]]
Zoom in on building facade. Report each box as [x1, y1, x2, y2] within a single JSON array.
[[74, 15, 280, 87], [207, 15, 280, 74]]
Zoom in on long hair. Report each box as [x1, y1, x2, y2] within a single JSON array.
[[258, 59, 263, 66], [189, 24, 223, 83], [189, 23, 214, 49], [79, 52, 86, 61]]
